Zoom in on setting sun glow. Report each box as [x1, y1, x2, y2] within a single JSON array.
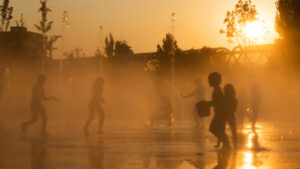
[[244, 20, 267, 41]]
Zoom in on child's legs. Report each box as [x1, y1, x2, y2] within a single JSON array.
[[228, 116, 237, 146], [84, 103, 96, 129], [218, 130, 230, 147], [167, 111, 173, 127], [40, 106, 47, 134], [24, 104, 39, 126], [193, 108, 202, 127], [212, 129, 229, 147], [210, 118, 222, 146], [251, 111, 258, 130], [96, 104, 105, 132], [210, 118, 229, 147]]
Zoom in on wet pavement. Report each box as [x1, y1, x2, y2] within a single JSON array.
[[0, 121, 299, 169]]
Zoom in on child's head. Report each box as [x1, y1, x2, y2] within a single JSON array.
[[224, 84, 235, 97], [208, 72, 221, 87]]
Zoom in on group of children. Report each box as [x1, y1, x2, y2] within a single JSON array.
[[208, 72, 237, 149], [181, 72, 238, 149], [21, 72, 238, 151], [22, 75, 105, 136]]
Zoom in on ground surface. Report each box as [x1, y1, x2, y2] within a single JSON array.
[[0, 121, 299, 169]]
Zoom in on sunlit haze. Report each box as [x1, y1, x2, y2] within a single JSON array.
[[1, 0, 300, 169], [245, 20, 268, 42]]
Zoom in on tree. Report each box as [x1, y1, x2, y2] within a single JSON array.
[[74, 47, 84, 58], [104, 33, 134, 64], [45, 35, 61, 59], [175, 48, 210, 75], [15, 13, 25, 27], [104, 33, 114, 58], [63, 47, 84, 60], [156, 33, 181, 78], [275, 0, 300, 66], [115, 41, 134, 57], [220, 0, 258, 46], [95, 48, 104, 58], [275, 0, 300, 44], [64, 51, 74, 60], [35, 0, 60, 59], [103, 33, 136, 78], [0, 0, 13, 32], [34, 0, 53, 36], [157, 33, 180, 58]]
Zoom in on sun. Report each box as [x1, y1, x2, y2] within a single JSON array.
[[244, 20, 267, 41]]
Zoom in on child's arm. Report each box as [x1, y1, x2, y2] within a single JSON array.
[[181, 89, 196, 98], [42, 88, 58, 101]]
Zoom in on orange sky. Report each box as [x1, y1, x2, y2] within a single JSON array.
[[12, 0, 278, 57]]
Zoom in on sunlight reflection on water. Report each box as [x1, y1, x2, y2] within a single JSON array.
[[0, 122, 299, 169]]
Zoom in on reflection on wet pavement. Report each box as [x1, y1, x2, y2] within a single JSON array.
[[0, 122, 299, 169]]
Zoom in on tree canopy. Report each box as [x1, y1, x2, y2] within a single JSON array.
[[155, 33, 181, 78], [104, 33, 114, 58], [104, 33, 134, 64], [34, 0, 53, 35], [220, 0, 258, 46], [276, 0, 300, 44], [0, 0, 13, 32], [35, 0, 61, 59]]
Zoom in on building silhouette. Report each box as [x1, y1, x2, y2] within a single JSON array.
[[0, 26, 43, 70]]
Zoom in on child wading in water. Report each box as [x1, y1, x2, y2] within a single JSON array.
[[208, 72, 230, 150], [215, 84, 238, 148], [182, 78, 205, 128], [224, 84, 238, 148], [83, 77, 106, 135], [22, 75, 58, 136]]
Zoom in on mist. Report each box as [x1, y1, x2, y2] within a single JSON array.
[[0, 0, 300, 168]]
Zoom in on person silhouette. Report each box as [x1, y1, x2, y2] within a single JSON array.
[[161, 95, 173, 128], [150, 82, 174, 128], [208, 72, 230, 150], [250, 84, 261, 131], [224, 84, 238, 148], [22, 75, 58, 135], [213, 149, 232, 169], [237, 88, 247, 129], [150, 94, 173, 128], [182, 78, 205, 128], [83, 77, 106, 135]]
